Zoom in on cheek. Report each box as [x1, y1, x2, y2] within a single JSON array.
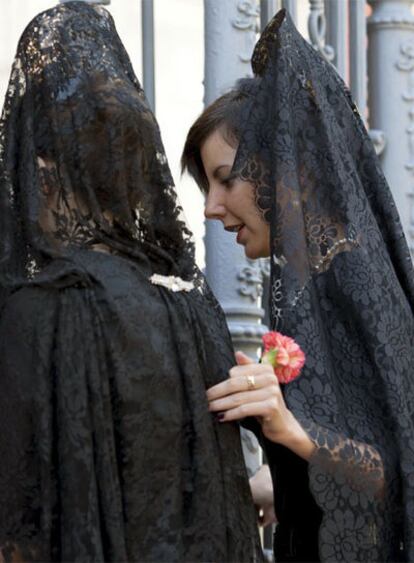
[[257, 219, 271, 254], [249, 206, 268, 236], [263, 221, 270, 240]]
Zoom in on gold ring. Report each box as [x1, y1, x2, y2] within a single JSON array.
[[246, 375, 256, 390]]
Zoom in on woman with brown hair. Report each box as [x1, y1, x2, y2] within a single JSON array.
[[182, 10, 414, 562]]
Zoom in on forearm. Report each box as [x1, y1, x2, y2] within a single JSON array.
[[264, 415, 385, 498], [275, 410, 316, 461], [301, 420, 385, 499]]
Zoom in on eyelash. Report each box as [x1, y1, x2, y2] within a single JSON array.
[[221, 177, 235, 188]]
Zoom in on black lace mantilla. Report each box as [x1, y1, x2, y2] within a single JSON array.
[[0, 2, 263, 561], [233, 10, 414, 561]]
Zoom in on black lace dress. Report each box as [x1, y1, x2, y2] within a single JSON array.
[[0, 3, 263, 561], [0, 250, 262, 562], [233, 10, 414, 562]]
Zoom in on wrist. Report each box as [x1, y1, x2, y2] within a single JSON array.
[[277, 411, 316, 461]]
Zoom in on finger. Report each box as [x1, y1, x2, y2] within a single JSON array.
[[229, 363, 274, 379], [206, 372, 274, 401], [235, 351, 255, 366], [261, 506, 277, 527], [208, 388, 274, 412], [215, 400, 277, 422]]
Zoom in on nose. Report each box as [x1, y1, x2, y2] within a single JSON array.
[[204, 186, 226, 221]]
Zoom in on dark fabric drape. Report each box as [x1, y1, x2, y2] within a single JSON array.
[[0, 3, 263, 561], [233, 10, 414, 561], [0, 252, 262, 562]]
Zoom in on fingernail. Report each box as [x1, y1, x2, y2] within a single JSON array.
[[216, 412, 225, 422]]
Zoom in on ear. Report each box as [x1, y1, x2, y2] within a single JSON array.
[[235, 351, 255, 366]]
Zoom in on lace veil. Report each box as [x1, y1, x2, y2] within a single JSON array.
[[233, 10, 414, 560], [0, 0, 195, 306], [0, 3, 263, 561]]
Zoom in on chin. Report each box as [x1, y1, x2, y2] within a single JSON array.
[[244, 250, 258, 260], [244, 247, 261, 260], [244, 245, 270, 260]]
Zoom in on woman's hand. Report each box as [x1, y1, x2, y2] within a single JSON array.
[[207, 351, 293, 444], [249, 464, 277, 527], [207, 351, 316, 461]]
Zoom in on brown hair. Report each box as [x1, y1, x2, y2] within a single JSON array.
[[181, 77, 259, 193]]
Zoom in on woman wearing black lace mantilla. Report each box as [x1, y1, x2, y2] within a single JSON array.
[[0, 3, 265, 562], [182, 10, 414, 562]]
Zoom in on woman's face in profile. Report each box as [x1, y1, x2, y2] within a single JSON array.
[[200, 128, 270, 259]]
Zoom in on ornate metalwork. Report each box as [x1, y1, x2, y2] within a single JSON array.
[[397, 39, 414, 256], [403, 106, 414, 175], [369, 129, 387, 156], [229, 321, 268, 340], [308, 0, 335, 63], [398, 40, 414, 172], [232, 0, 260, 62], [368, 12, 414, 29], [397, 40, 414, 73], [258, 257, 271, 280], [237, 259, 264, 301], [233, 0, 260, 31]]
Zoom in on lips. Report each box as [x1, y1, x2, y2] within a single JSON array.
[[223, 223, 246, 245], [236, 225, 246, 244], [224, 224, 244, 233]]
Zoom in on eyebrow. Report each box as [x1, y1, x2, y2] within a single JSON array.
[[212, 164, 232, 179]]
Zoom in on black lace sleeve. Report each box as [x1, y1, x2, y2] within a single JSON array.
[[281, 246, 412, 560], [305, 424, 386, 558], [262, 423, 387, 562]]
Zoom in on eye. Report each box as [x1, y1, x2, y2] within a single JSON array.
[[220, 175, 236, 188]]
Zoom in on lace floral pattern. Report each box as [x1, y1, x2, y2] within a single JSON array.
[[0, 1, 196, 301], [235, 10, 414, 561], [0, 3, 264, 561], [0, 252, 263, 562]]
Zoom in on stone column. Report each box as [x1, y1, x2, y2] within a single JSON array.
[[368, 0, 414, 257], [204, 0, 267, 477]]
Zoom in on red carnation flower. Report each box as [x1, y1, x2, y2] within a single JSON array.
[[261, 331, 305, 384]]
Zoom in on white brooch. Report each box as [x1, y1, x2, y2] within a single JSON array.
[[149, 273, 195, 293]]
